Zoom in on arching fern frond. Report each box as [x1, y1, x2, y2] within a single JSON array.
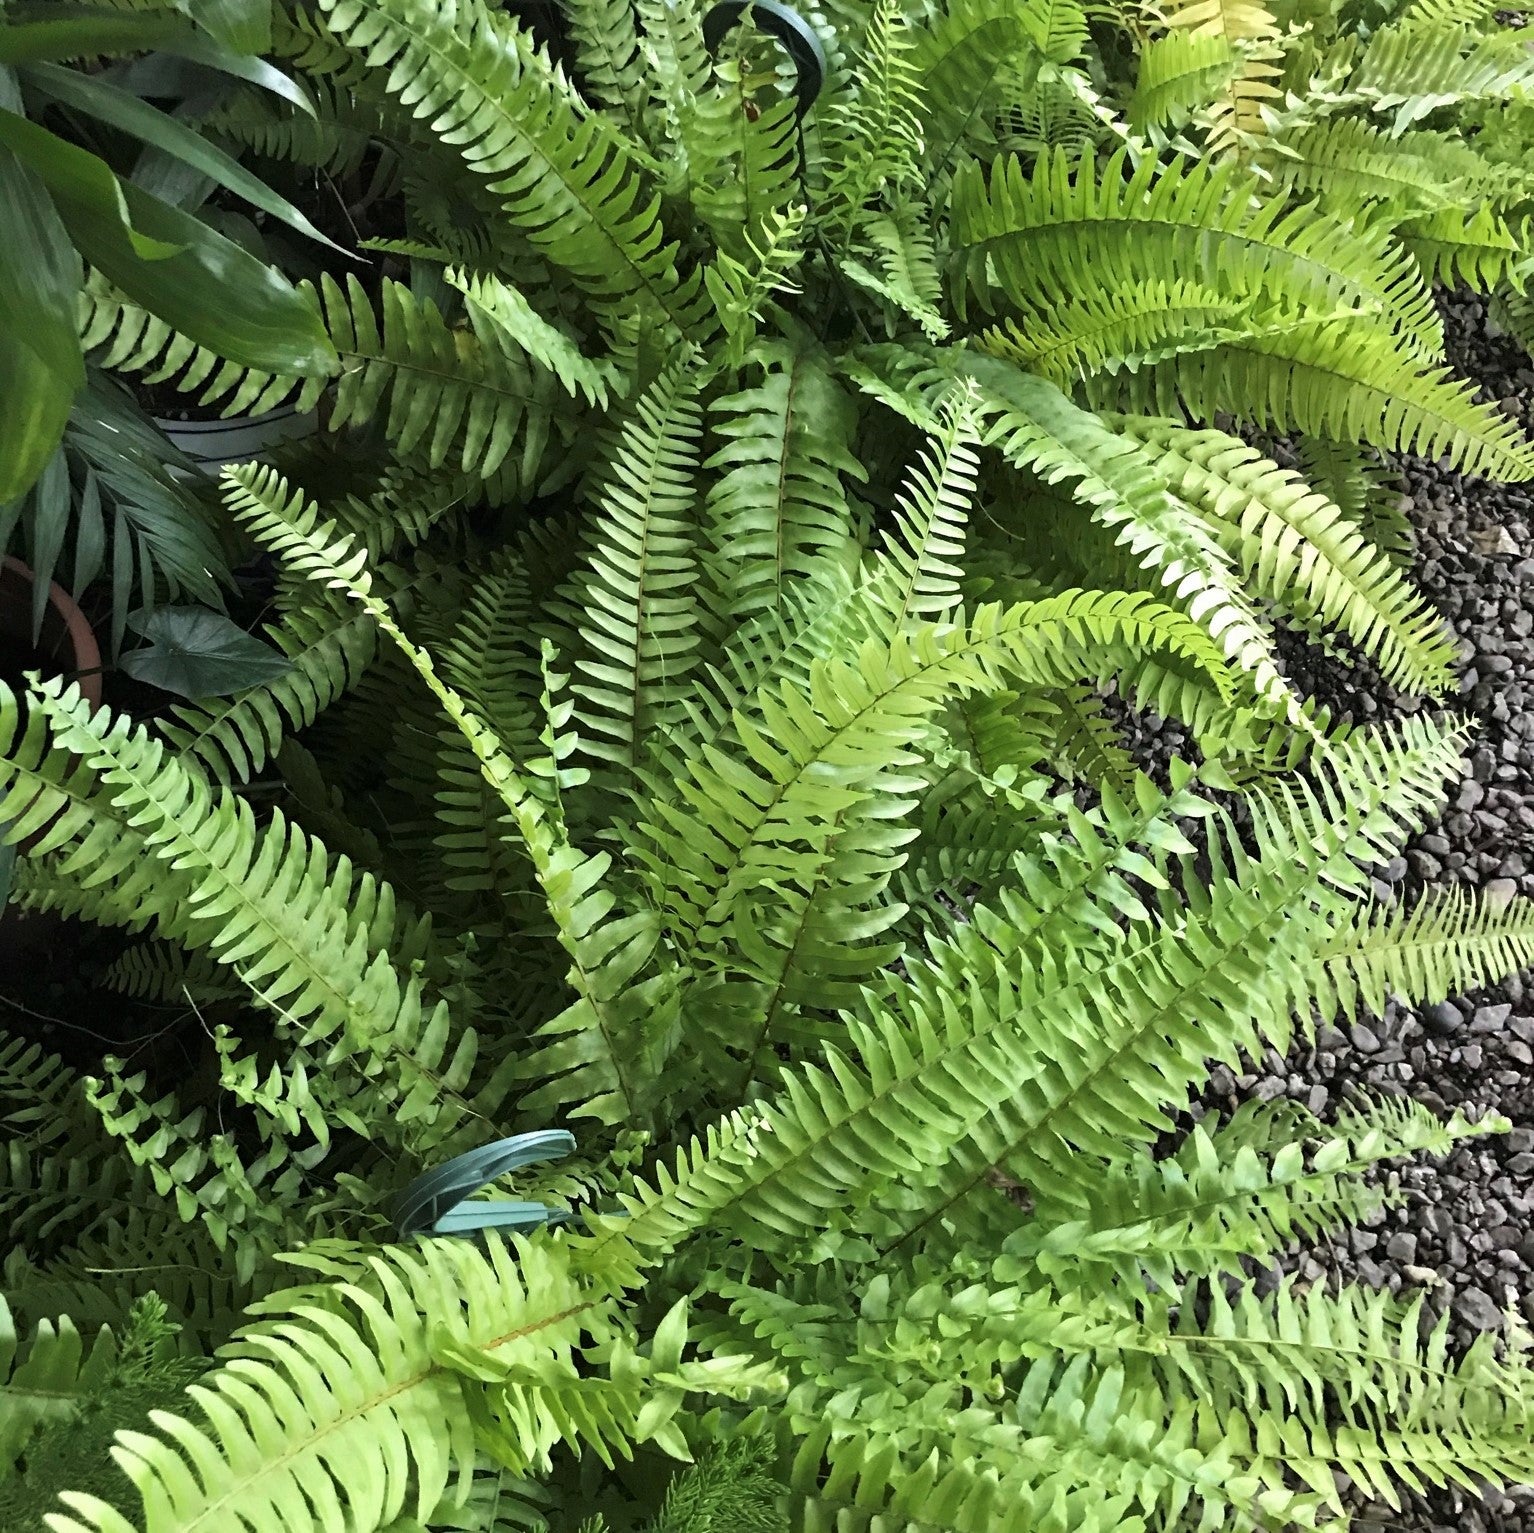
[[1096, 315, 1534, 480], [952, 146, 1441, 358], [321, 274, 564, 483], [950, 351, 1292, 712], [41, 1236, 640, 1533], [1113, 416, 1457, 692], [975, 278, 1254, 385], [231, 467, 682, 1128], [1294, 437, 1414, 568], [159, 589, 381, 784], [1399, 204, 1523, 292], [1011, 1096, 1495, 1289], [820, 0, 926, 244], [78, 270, 326, 419], [318, 0, 709, 337]]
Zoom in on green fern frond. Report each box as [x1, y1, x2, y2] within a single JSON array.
[[702, 204, 809, 372], [103, 943, 243, 1006], [1348, 20, 1534, 130], [820, 0, 926, 243], [561, 363, 705, 790], [8, 670, 469, 1141], [974, 278, 1254, 385], [1262, 118, 1491, 214], [78, 270, 327, 418], [909, 0, 1036, 168], [1317, 882, 1534, 1019], [951, 351, 1292, 711], [1143, 1277, 1534, 1512], [321, 274, 563, 482], [869, 382, 981, 633], [702, 342, 864, 622], [1100, 315, 1534, 480], [1113, 416, 1457, 692], [1010, 1095, 1494, 1288], [232, 469, 680, 1127], [1399, 204, 1523, 291], [850, 715, 1467, 1253], [635, 586, 1233, 982], [319, 0, 709, 337], [842, 203, 950, 341], [40, 1236, 636, 1533], [1, 1297, 117, 1478], [449, 268, 620, 408], [1294, 438, 1414, 568], [159, 589, 380, 784], [952, 146, 1442, 358], [559, 0, 648, 120], [1129, 31, 1238, 132]]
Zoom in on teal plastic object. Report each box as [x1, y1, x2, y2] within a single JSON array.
[[393, 1129, 577, 1239]]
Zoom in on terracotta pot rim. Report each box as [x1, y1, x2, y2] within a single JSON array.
[[1, 555, 104, 709]]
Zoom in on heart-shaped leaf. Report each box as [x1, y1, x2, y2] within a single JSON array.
[[120, 606, 291, 699]]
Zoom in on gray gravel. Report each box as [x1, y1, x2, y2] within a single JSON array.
[[1130, 293, 1534, 1530]]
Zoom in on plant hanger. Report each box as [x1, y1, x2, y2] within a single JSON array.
[[392, 1129, 577, 1238]]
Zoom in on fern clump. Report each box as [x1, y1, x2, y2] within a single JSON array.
[[68, 0, 1534, 717], [7, 0, 1534, 1526], [5, 373, 1534, 1529]]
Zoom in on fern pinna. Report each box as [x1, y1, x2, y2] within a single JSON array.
[[5, 361, 1534, 1530]]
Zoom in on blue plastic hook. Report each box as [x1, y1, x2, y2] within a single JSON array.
[[392, 1129, 577, 1239]]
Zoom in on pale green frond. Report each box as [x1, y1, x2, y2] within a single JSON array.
[[821, 0, 927, 243], [449, 267, 621, 407], [1129, 31, 1238, 132], [1112, 416, 1457, 692], [230, 467, 679, 1128], [1399, 204, 1523, 291], [1010, 1096, 1496, 1288], [1317, 882, 1534, 1019]]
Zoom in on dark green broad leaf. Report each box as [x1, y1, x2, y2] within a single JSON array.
[[0, 7, 297, 109], [191, 0, 272, 55], [0, 838, 14, 911], [0, 106, 338, 375], [120, 606, 292, 699], [0, 9, 186, 64], [25, 63, 346, 251], [0, 142, 83, 502]]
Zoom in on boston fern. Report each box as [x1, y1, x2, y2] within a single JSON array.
[[74, 0, 1534, 734], [4, 366, 1534, 1529]]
